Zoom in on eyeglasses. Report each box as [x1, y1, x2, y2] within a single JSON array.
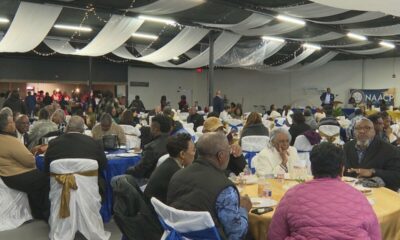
[[355, 126, 372, 131]]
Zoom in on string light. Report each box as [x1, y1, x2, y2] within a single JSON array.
[[102, 55, 132, 63]]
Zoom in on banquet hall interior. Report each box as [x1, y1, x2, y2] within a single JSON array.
[[0, 0, 400, 240]]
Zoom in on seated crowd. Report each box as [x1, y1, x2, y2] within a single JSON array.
[[0, 88, 399, 240]]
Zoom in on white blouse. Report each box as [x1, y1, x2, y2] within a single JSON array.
[[253, 146, 299, 176]]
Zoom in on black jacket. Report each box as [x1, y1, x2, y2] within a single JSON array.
[[187, 113, 204, 131], [3, 97, 26, 114], [344, 137, 400, 191], [126, 133, 169, 179], [144, 157, 181, 203], [111, 174, 162, 240]]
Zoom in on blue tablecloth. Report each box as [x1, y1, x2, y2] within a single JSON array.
[[35, 149, 141, 223]]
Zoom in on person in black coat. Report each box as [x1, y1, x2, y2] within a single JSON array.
[[144, 133, 195, 203], [44, 116, 108, 200], [186, 106, 204, 131], [3, 90, 26, 115], [289, 112, 311, 145], [320, 87, 335, 107], [126, 114, 172, 181], [212, 90, 224, 114], [344, 118, 400, 191]]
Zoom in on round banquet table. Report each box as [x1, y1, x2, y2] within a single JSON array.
[[242, 179, 400, 240], [35, 149, 141, 222]]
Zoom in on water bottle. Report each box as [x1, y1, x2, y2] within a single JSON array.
[[276, 167, 286, 183], [243, 164, 251, 176]]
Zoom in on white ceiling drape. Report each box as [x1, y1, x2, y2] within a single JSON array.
[[235, 22, 304, 36], [129, 0, 205, 15], [217, 40, 286, 67], [344, 47, 392, 55], [155, 31, 241, 68], [258, 48, 316, 72], [311, 12, 386, 25], [311, 0, 400, 17], [113, 27, 209, 63], [0, 2, 62, 52], [44, 16, 144, 56], [199, 13, 273, 31], [287, 51, 338, 71], [290, 32, 344, 42], [271, 3, 348, 18], [349, 24, 400, 36]]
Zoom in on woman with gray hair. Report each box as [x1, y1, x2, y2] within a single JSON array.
[[252, 128, 299, 176]]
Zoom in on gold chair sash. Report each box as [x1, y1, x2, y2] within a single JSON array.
[[50, 170, 98, 218], [319, 132, 340, 143]]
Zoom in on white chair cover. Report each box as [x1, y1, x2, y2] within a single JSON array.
[[119, 124, 141, 149], [196, 125, 203, 133], [49, 159, 110, 240], [178, 112, 189, 121], [241, 136, 269, 173], [293, 135, 313, 174], [157, 154, 170, 168], [0, 177, 32, 231], [241, 136, 269, 152], [318, 125, 343, 145], [151, 197, 221, 240], [224, 118, 243, 126]]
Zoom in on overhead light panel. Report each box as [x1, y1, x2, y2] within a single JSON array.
[[132, 32, 158, 40], [347, 32, 367, 41], [380, 41, 396, 49], [262, 36, 285, 43], [172, 56, 180, 60], [303, 43, 321, 50], [276, 15, 306, 26], [0, 17, 9, 23], [138, 15, 176, 25], [54, 24, 92, 32]]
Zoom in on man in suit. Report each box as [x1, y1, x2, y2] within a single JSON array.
[[320, 88, 335, 109], [343, 118, 400, 191], [212, 90, 224, 115], [15, 114, 30, 148], [44, 116, 108, 199]]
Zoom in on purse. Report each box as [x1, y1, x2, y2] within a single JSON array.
[[102, 134, 119, 150]]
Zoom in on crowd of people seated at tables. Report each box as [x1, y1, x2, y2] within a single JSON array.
[[0, 87, 399, 239]]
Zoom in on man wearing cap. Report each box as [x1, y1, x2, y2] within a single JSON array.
[[202, 117, 246, 175]]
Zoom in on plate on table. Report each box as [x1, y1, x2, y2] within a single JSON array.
[[342, 176, 358, 183], [232, 175, 258, 185], [250, 198, 277, 208], [354, 185, 373, 195], [116, 153, 138, 157]]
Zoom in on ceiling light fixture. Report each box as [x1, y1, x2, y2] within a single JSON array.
[[347, 32, 367, 41], [138, 15, 176, 25], [379, 41, 396, 49], [54, 24, 92, 32], [303, 43, 321, 50], [131, 32, 159, 40], [261, 36, 285, 43], [276, 15, 306, 26], [172, 56, 180, 60], [0, 17, 10, 23]]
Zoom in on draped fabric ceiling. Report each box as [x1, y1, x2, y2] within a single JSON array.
[[0, 0, 399, 72]]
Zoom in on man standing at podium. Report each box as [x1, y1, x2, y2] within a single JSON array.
[[320, 87, 335, 109]]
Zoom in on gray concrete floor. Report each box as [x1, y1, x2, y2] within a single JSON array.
[[0, 219, 122, 240]]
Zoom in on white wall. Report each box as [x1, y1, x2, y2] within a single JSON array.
[[128, 67, 208, 110], [128, 57, 400, 112]]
